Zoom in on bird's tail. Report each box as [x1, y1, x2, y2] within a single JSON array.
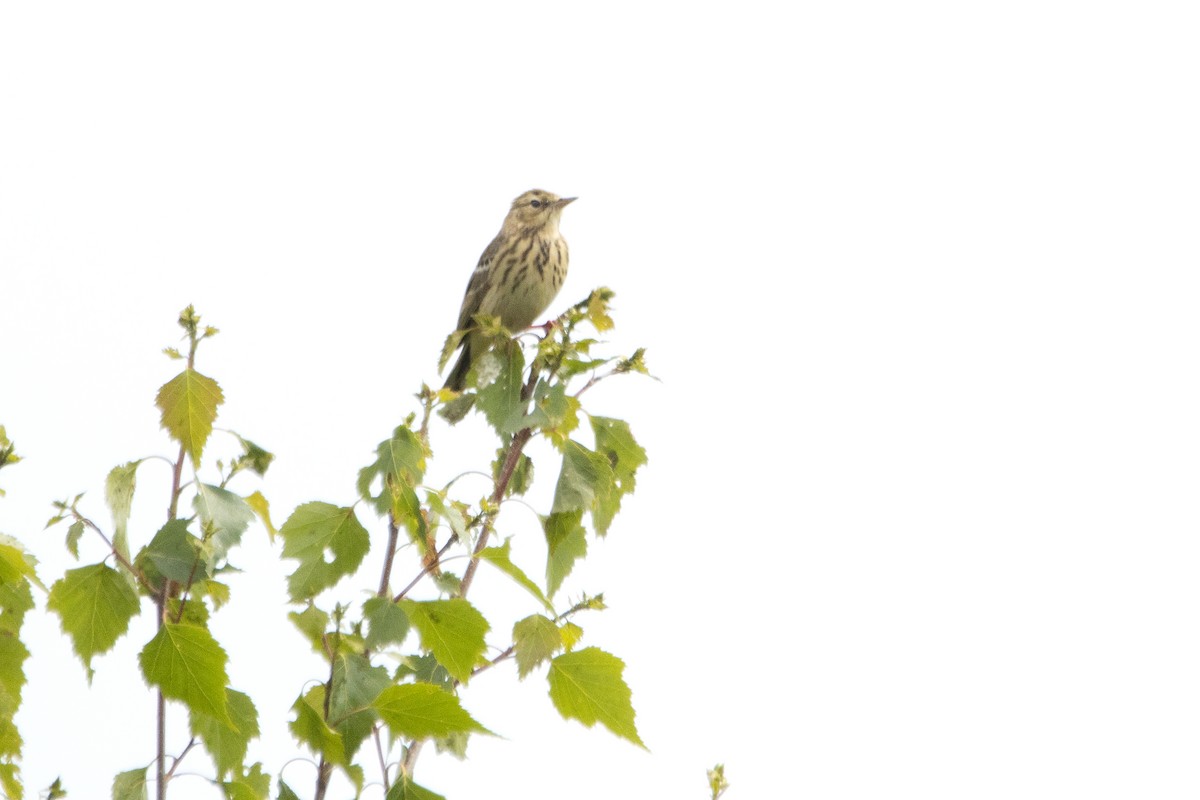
[[443, 339, 472, 391]]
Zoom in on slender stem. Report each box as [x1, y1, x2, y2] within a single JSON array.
[[167, 338, 195, 522], [155, 685, 166, 800], [378, 518, 400, 597], [314, 756, 333, 797], [159, 433, 187, 800], [314, 633, 337, 800], [458, 426, 532, 596], [418, 389, 435, 445], [400, 739, 425, 778], [167, 447, 186, 521], [373, 725, 391, 792], [405, 363, 542, 775]]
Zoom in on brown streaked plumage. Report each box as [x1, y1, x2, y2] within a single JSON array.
[[444, 189, 576, 391]]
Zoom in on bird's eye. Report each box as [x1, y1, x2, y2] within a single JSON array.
[[530, 200, 542, 208]]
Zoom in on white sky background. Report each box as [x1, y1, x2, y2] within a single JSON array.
[[1, 2, 1198, 798]]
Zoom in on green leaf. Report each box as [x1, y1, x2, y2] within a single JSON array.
[[363, 597, 410, 650], [0, 763, 21, 800], [0, 637, 30, 758], [231, 435, 275, 476], [357, 426, 427, 515], [433, 731, 469, 760], [276, 781, 301, 800], [432, 571, 463, 596], [543, 511, 587, 599], [513, 615, 562, 679], [477, 540, 553, 612], [437, 391, 476, 424], [220, 762, 270, 800], [0, 579, 33, 760], [389, 480, 426, 544], [244, 491, 276, 541], [112, 767, 148, 800], [0, 427, 18, 499], [585, 288, 615, 331], [494, 450, 533, 498], [65, 520, 84, 559], [708, 763, 730, 800], [288, 604, 329, 651], [551, 440, 615, 519], [474, 341, 527, 433], [0, 577, 34, 634], [139, 622, 230, 725], [613, 347, 650, 375], [165, 594, 210, 627], [0, 536, 41, 589], [395, 653, 453, 691], [437, 328, 470, 374], [197, 579, 231, 611], [559, 621, 584, 651], [548, 647, 644, 747], [385, 776, 447, 800], [222, 779, 261, 800], [105, 460, 140, 563], [532, 381, 581, 447], [194, 483, 255, 561], [397, 599, 489, 684], [289, 686, 346, 767], [279, 503, 369, 601], [46, 776, 67, 799], [156, 368, 224, 465], [425, 491, 468, 543], [590, 417, 647, 534], [190, 689, 259, 779], [373, 683, 490, 739], [139, 519, 205, 585], [329, 653, 390, 760], [0, 426, 15, 456], [47, 563, 140, 678]]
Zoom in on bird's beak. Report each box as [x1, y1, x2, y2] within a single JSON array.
[[556, 197, 578, 207]]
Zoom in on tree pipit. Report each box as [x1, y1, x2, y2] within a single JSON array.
[[443, 189, 576, 391]]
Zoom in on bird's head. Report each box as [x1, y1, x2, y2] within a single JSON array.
[[504, 189, 577, 232]]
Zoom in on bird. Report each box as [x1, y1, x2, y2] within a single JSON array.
[[443, 189, 576, 391]]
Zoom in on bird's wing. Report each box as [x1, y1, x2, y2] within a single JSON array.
[[455, 234, 503, 331]]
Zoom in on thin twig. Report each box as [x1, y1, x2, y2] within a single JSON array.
[[393, 537, 458, 602], [467, 598, 593, 681], [572, 368, 614, 399], [471, 645, 515, 678], [163, 737, 197, 781], [171, 552, 204, 624], [73, 514, 154, 592]]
